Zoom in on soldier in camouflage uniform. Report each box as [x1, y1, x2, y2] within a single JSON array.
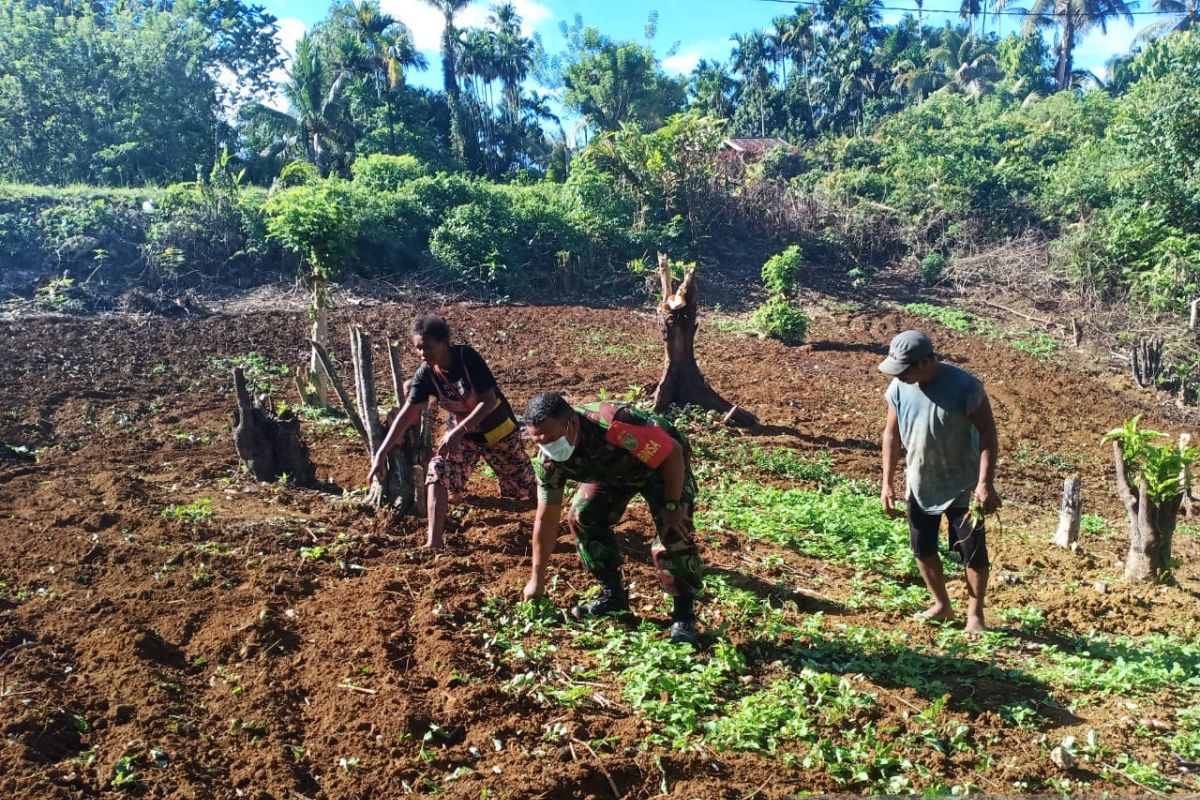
[[520, 392, 704, 645]]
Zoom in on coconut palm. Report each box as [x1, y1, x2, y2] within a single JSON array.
[[997, 0, 1134, 90], [1136, 0, 1200, 42], [730, 30, 773, 135], [893, 25, 1002, 98], [241, 33, 353, 176]]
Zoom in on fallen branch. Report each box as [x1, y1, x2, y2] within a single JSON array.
[[571, 737, 620, 799], [1103, 762, 1168, 796], [974, 299, 1052, 327], [339, 683, 378, 695], [309, 339, 369, 445]]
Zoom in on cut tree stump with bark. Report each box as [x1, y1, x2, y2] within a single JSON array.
[[232, 367, 315, 486], [1051, 476, 1082, 549], [651, 253, 757, 428], [310, 328, 428, 515], [1131, 336, 1164, 390], [1112, 440, 1183, 583]]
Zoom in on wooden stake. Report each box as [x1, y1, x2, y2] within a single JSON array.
[[1051, 476, 1081, 549]]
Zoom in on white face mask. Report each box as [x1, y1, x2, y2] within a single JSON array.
[[537, 420, 576, 462]]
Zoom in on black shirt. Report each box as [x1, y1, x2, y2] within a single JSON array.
[[407, 344, 517, 442]]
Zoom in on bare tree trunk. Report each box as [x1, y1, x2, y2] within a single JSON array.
[[1131, 335, 1163, 390], [1052, 476, 1081, 549], [1112, 441, 1181, 583], [308, 276, 330, 406], [232, 367, 315, 486], [651, 253, 757, 428]]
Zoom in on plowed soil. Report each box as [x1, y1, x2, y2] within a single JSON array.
[[2, 300, 1199, 799]]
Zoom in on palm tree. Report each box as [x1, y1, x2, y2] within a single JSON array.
[[489, 3, 534, 128], [1136, 0, 1200, 42], [893, 26, 1001, 98], [997, 0, 1134, 90], [768, 16, 791, 85], [241, 33, 353, 176], [688, 59, 736, 119], [730, 30, 773, 135], [342, 1, 426, 153], [420, 0, 473, 164]]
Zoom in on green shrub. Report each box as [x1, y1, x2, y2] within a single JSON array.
[[761, 245, 806, 296], [751, 297, 809, 345], [263, 179, 358, 280], [429, 196, 516, 287], [761, 146, 807, 181], [920, 252, 946, 284], [0, 202, 46, 266], [351, 187, 427, 274], [351, 154, 428, 192], [33, 198, 145, 275], [277, 160, 318, 188]]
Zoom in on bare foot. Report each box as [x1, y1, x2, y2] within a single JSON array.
[[916, 603, 955, 623], [425, 538, 445, 550], [965, 614, 987, 634]]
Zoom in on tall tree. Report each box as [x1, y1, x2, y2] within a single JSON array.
[[419, 0, 473, 165], [730, 30, 772, 136], [241, 33, 353, 176], [563, 38, 684, 131], [688, 59, 736, 119], [998, 0, 1134, 90]]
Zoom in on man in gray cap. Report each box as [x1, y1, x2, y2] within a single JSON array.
[[879, 330, 1000, 633]]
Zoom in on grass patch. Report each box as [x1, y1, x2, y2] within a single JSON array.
[[905, 302, 1060, 359], [698, 483, 914, 575]]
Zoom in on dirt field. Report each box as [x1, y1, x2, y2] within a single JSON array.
[[2, 300, 1199, 799]]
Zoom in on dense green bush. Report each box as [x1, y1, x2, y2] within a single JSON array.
[[762, 246, 806, 295], [429, 196, 515, 287], [751, 297, 809, 345], [920, 252, 946, 284], [351, 154, 429, 192], [263, 180, 358, 279]]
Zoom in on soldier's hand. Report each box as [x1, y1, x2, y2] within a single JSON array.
[[659, 507, 688, 541], [522, 575, 545, 601]]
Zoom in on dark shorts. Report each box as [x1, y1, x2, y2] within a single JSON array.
[[908, 497, 990, 570]]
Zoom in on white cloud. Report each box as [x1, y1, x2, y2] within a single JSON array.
[[390, 0, 552, 53], [663, 52, 701, 75], [659, 39, 730, 76]]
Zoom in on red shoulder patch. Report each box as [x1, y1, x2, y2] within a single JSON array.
[[604, 420, 675, 469]]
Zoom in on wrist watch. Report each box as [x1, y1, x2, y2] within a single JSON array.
[[663, 500, 680, 512]]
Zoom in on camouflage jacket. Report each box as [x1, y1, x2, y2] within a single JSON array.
[[534, 402, 689, 504]]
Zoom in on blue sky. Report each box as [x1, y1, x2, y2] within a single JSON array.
[[263, 0, 1145, 106]]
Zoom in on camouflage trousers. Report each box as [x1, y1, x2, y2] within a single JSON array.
[[565, 469, 703, 598]]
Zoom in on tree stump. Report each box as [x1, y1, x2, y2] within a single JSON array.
[[651, 253, 757, 428], [1051, 476, 1081, 549], [1112, 440, 1182, 583], [1131, 336, 1164, 390], [232, 367, 315, 486], [310, 328, 423, 514]]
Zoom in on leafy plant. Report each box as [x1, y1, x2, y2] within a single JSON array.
[[1103, 415, 1198, 502], [162, 498, 213, 525], [751, 298, 809, 345], [761, 245, 806, 296]]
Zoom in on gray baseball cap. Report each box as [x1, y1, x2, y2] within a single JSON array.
[[879, 330, 934, 375]]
